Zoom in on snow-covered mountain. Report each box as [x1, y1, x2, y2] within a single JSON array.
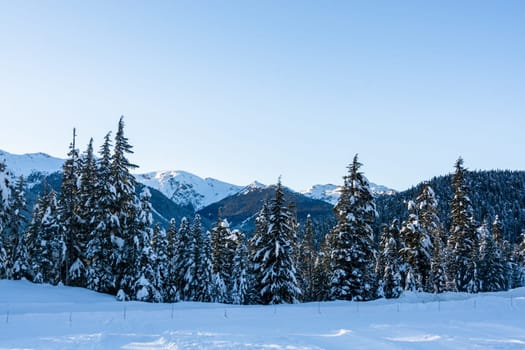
[[302, 182, 396, 205], [135, 170, 243, 211], [0, 149, 394, 209], [0, 150, 64, 177]]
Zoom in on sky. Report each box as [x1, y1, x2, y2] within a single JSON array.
[[1, 1, 524, 191]]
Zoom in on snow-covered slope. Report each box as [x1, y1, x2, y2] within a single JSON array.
[[136, 170, 243, 211], [1, 279, 525, 349], [302, 182, 396, 205], [0, 149, 64, 177]]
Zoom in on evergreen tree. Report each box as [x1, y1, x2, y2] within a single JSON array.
[[31, 190, 65, 285], [152, 223, 170, 301], [173, 217, 192, 301], [131, 188, 161, 302], [6, 176, 27, 280], [447, 158, 478, 292], [164, 218, 178, 302], [429, 228, 448, 294], [211, 217, 238, 303], [399, 201, 423, 292], [378, 220, 402, 298], [85, 133, 115, 293], [248, 198, 270, 304], [0, 161, 12, 278], [492, 215, 511, 289], [109, 117, 139, 298], [312, 233, 331, 301], [416, 183, 439, 292], [71, 138, 98, 287], [231, 232, 249, 305], [513, 232, 525, 287], [256, 179, 301, 304], [195, 228, 215, 302], [60, 129, 82, 286], [298, 214, 317, 301], [328, 155, 377, 301], [478, 220, 507, 292]]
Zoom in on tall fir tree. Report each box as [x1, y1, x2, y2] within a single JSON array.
[[60, 128, 82, 286], [447, 158, 478, 292], [131, 188, 161, 302], [30, 190, 65, 285], [0, 161, 12, 278], [328, 155, 377, 301], [416, 183, 439, 292], [377, 220, 402, 298], [298, 214, 317, 302], [399, 201, 423, 291], [231, 231, 249, 305], [248, 198, 270, 304], [86, 132, 115, 293], [195, 228, 215, 302], [313, 233, 332, 301], [477, 220, 507, 292], [6, 176, 27, 280], [152, 223, 170, 301], [71, 139, 98, 287], [109, 117, 139, 297], [256, 179, 301, 304], [164, 218, 178, 302], [211, 217, 238, 303], [173, 217, 192, 301]]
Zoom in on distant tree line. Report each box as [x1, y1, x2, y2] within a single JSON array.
[[1, 118, 524, 303]]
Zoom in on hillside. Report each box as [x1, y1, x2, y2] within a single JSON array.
[[1, 279, 524, 349], [198, 183, 336, 232], [376, 170, 525, 243]]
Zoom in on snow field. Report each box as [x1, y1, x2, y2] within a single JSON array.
[[1, 280, 525, 349]]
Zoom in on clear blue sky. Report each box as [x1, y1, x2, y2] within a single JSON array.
[[1, 1, 524, 191]]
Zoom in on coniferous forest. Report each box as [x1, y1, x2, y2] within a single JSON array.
[[1, 118, 524, 304]]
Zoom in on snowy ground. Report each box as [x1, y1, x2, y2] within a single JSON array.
[[1, 280, 525, 349]]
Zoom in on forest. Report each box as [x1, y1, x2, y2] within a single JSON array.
[[1, 117, 524, 304]]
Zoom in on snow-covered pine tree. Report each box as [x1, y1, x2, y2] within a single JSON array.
[[381, 220, 403, 298], [31, 190, 65, 285], [447, 158, 478, 292], [429, 223, 448, 294], [21, 191, 48, 281], [131, 188, 161, 302], [173, 217, 192, 301], [85, 132, 116, 293], [183, 215, 204, 301], [328, 155, 377, 301], [211, 217, 238, 303], [478, 220, 507, 292], [399, 201, 422, 292], [231, 231, 249, 304], [6, 176, 27, 280], [0, 161, 12, 278], [152, 223, 170, 301], [312, 233, 332, 301], [375, 224, 389, 296], [60, 128, 82, 286], [298, 214, 317, 302], [248, 198, 270, 304], [69, 139, 98, 287], [110, 117, 139, 299], [164, 218, 178, 302], [514, 232, 525, 287], [257, 178, 301, 304], [416, 183, 439, 292], [492, 215, 511, 289], [195, 228, 215, 302]]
